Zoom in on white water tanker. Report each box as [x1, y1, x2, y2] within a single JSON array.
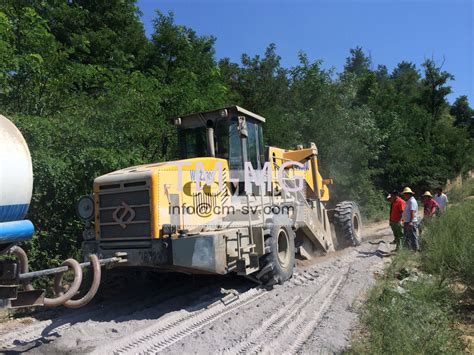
[[0, 115, 113, 310], [0, 114, 34, 245]]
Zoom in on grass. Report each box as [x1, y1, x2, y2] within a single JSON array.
[[447, 178, 474, 204], [348, 254, 464, 354], [348, 191, 474, 354], [421, 200, 474, 286]]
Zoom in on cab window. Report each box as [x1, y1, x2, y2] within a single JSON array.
[[179, 119, 229, 159], [247, 120, 259, 169], [229, 118, 242, 169], [215, 118, 229, 159], [179, 127, 207, 158], [258, 123, 265, 167]]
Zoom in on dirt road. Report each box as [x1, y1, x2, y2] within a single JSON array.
[[0, 221, 393, 354]]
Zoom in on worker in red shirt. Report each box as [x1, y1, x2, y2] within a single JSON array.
[[418, 190, 440, 237], [388, 190, 406, 248], [422, 191, 439, 218]]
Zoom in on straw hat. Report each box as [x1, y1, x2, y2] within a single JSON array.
[[422, 191, 432, 197], [402, 187, 414, 195]]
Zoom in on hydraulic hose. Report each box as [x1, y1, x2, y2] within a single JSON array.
[[9, 246, 34, 291], [61, 254, 101, 309], [43, 258, 83, 307]]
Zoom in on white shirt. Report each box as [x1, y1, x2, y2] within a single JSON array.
[[434, 193, 448, 211], [402, 196, 418, 223]]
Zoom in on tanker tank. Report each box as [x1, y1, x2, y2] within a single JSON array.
[[0, 114, 34, 247]]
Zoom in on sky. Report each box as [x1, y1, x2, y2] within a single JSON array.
[[136, 0, 474, 104]]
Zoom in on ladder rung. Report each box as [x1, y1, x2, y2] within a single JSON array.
[[240, 244, 256, 252]]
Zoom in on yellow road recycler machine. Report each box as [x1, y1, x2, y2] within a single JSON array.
[[0, 106, 362, 309], [81, 106, 362, 285]]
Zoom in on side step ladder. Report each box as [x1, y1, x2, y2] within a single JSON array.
[[232, 232, 260, 275]]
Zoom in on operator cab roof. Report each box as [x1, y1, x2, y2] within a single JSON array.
[[171, 106, 265, 129]]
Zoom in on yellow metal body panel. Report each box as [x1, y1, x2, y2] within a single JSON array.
[[153, 157, 230, 236], [93, 158, 231, 239], [268, 146, 331, 202], [150, 171, 159, 238]]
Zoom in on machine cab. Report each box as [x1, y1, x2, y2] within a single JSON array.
[[174, 106, 266, 171]]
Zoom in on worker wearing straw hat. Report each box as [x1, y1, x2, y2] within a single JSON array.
[[418, 190, 439, 237], [422, 191, 439, 218], [402, 187, 419, 251]]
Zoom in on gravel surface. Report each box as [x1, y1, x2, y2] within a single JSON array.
[[0, 221, 393, 354]]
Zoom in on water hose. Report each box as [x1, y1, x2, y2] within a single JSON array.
[[60, 254, 101, 309], [43, 258, 83, 307]]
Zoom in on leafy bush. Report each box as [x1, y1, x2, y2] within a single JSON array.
[[421, 199, 474, 286]]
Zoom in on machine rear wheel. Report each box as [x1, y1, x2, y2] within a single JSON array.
[[333, 201, 362, 248], [256, 224, 295, 286]]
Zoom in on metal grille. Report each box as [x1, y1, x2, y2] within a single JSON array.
[[98, 181, 151, 241], [192, 190, 217, 214]]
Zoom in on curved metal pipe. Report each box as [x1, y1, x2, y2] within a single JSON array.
[[9, 247, 103, 308], [9, 246, 34, 291], [43, 259, 83, 307], [61, 254, 101, 309]]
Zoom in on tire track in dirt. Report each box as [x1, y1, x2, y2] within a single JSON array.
[[284, 273, 346, 353], [99, 288, 267, 354], [160, 235, 391, 354], [0, 276, 239, 351], [224, 274, 335, 354], [255, 273, 345, 354]]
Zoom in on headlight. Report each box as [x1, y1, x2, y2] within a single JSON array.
[[76, 195, 95, 220]]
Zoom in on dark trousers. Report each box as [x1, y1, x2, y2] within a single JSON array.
[[403, 222, 419, 251]]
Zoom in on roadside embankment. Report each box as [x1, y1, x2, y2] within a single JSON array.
[[347, 183, 474, 354]]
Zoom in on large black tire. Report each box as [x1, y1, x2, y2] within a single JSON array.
[[333, 201, 362, 248], [255, 224, 295, 287]]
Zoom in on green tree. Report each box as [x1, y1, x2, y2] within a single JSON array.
[[219, 44, 290, 146], [391, 61, 420, 99], [222, 43, 289, 115], [0, 11, 15, 95], [420, 59, 454, 143], [343, 47, 377, 106], [344, 46, 371, 76], [0, 4, 65, 115], [146, 11, 227, 116], [39, 0, 148, 69], [450, 95, 473, 136]]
